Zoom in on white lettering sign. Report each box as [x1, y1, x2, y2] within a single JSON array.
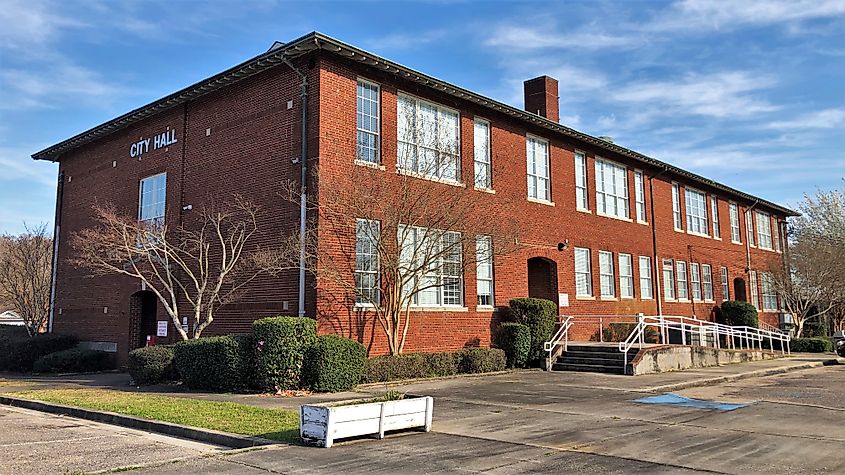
[[156, 321, 168, 337], [129, 127, 178, 158]]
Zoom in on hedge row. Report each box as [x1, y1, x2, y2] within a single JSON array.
[[173, 335, 254, 391], [361, 348, 505, 383], [128, 345, 179, 385], [33, 348, 115, 373], [791, 337, 834, 353], [0, 330, 79, 372], [509, 298, 556, 364]]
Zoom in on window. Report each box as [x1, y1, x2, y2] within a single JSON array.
[[720, 266, 730, 301], [676, 261, 689, 300], [619, 253, 634, 299], [711, 196, 720, 239], [746, 211, 755, 247], [355, 219, 380, 304], [749, 271, 759, 309], [599, 251, 615, 298], [702, 265, 713, 301], [398, 225, 463, 307], [685, 188, 709, 235], [139, 173, 166, 226], [639, 256, 653, 300], [397, 94, 460, 181], [635, 170, 646, 222], [761, 272, 778, 311], [574, 248, 592, 297], [690, 263, 702, 301], [773, 220, 781, 252], [526, 136, 550, 201], [473, 119, 491, 189], [356, 80, 380, 163], [672, 183, 682, 230], [729, 202, 741, 243], [662, 259, 676, 300], [595, 159, 629, 218], [475, 235, 494, 307], [575, 151, 588, 210], [756, 211, 773, 250]]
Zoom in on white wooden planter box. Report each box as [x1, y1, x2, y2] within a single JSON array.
[[300, 396, 433, 448]]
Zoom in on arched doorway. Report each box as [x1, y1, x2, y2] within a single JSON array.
[[527, 257, 559, 306], [129, 291, 158, 349], [733, 278, 747, 302]]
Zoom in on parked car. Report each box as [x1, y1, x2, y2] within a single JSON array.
[[834, 332, 845, 357]]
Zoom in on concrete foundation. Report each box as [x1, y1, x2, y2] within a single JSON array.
[[631, 345, 784, 375]]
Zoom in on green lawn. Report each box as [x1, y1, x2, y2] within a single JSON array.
[[10, 388, 300, 443]]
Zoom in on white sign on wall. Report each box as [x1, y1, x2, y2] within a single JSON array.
[[156, 321, 168, 337], [559, 293, 570, 307], [130, 127, 179, 158]]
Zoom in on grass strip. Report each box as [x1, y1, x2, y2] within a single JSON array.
[[9, 388, 299, 443]]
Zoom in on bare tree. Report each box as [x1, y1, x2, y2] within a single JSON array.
[[0, 225, 53, 337], [258, 100, 519, 354], [71, 197, 266, 340]]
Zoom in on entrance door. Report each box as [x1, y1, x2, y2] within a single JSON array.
[[527, 257, 559, 306], [129, 291, 158, 349], [733, 278, 747, 302]]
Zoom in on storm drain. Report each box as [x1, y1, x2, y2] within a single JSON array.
[[634, 393, 749, 411]]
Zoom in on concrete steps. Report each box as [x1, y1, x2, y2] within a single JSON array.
[[552, 344, 639, 375]]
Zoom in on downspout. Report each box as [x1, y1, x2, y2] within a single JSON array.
[[48, 168, 64, 333], [648, 167, 668, 316], [282, 56, 309, 318]]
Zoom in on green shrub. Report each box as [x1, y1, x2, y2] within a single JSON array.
[[494, 323, 531, 368], [0, 333, 78, 372], [252, 316, 317, 391], [423, 352, 458, 377], [174, 336, 253, 391], [591, 322, 659, 343], [791, 337, 834, 353], [361, 353, 428, 383], [301, 335, 367, 392], [233, 333, 257, 390], [33, 348, 114, 373], [128, 345, 178, 385], [509, 298, 557, 365], [457, 347, 506, 374], [721, 301, 759, 328]]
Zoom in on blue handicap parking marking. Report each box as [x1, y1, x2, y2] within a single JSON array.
[[634, 393, 748, 411]]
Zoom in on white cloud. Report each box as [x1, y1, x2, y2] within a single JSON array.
[[766, 108, 845, 129], [0, 147, 57, 187], [649, 0, 845, 32], [0, 0, 86, 51], [367, 29, 452, 50], [484, 24, 641, 51], [0, 63, 128, 111]]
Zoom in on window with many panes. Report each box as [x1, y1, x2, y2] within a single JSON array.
[[685, 188, 709, 235], [475, 235, 494, 307], [761, 272, 778, 311], [756, 211, 773, 250], [398, 225, 463, 307], [729, 202, 741, 243], [575, 248, 593, 297], [711, 196, 720, 239], [750, 270, 760, 309], [356, 80, 380, 163], [527, 136, 550, 201], [746, 211, 756, 247], [672, 183, 682, 230], [595, 159, 629, 219], [619, 254, 634, 299], [690, 263, 702, 301], [355, 219, 380, 304], [575, 151, 588, 210], [599, 251, 615, 298], [139, 173, 166, 227], [663, 259, 676, 300], [639, 256, 653, 299], [473, 119, 491, 189], [702, 265, 713, 302], [676, 261, 689, 300], [720, 266, 730, 301], [773, 220, 781, 252], [397, 94, 460, 181], [635, 170, 646, 222]]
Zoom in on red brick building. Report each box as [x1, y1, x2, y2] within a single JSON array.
[[33, 32, 796, 360]]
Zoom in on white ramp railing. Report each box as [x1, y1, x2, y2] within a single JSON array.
[[543, 316, 573, 369]]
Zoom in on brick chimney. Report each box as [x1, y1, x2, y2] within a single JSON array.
[[524, 76, 559, 122]]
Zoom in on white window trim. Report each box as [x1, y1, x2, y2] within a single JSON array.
[[599, 250, 616, 299], [711, 196, 721, 240], [676, 260, 689, 301], [594, 157, 630, 220], [475, 235, 494, 308], [138, 172, 167, 225], [526, 134, 551, 202], [354, 218, 381, 306], [396, 92, 462, 184], [473, 118, 493, 191], [356, 78, 381, 164], [720, 266, 730, 302], [684, 186, 709, 237], [756, 211, 774, 251], [690, 262, 702, 302], [746, 210, 756, 248], [672, 182, 683, 232], [575, 150, 589, 212], [399, 225, 465, 308], [634, 169, 647, 224], [729, 201, 742, 244], [619, 253, 634, 300], [702, 264, 714, 302], [639, 256, 653, 300], [662, 259, 676, 301], [574, 247, 593, 297], [749, 270, 760, 310]]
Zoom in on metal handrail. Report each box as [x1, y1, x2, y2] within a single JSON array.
[[544, 316, 573, 365]]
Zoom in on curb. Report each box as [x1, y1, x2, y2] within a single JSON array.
[[643, 359, 841, 393], [0, 395, 279, 449], [356, 368, 534, 390]]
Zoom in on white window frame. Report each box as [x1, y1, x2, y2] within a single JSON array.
[[676, 260, 689, 300], [356, 79, 380, 164], [756, 211, 773, 250], [635, 170, 646, 223], [473, 119, 492, 190], [685, 187, 709, 236], [761, 272, 778, 311], [138, 173, 167, 226], [662, 259, 676, 301], [711, 196, 720, 239], [599, 250, 616, 298], [729, 202, 741, 244], [746, 210, 756, 247], [672, 182, 682, 231], [595, 158, 629, 219], [575, 151, 589, 211], [475, 235, 494, 307], [355, 219, 380, 305], [639, 256, 653, 300], [749, 270, 760, 310], [690, 263, 702, 301], [720, 266, 730, 302], [773, 220, 782, 253], [526, 135, 551, 202], [574, 248, 593, 297], [702, 264, 713, 302], [619, 253, 634, 299], [398, 225, 464, 308], [397, 93, 461, 182]]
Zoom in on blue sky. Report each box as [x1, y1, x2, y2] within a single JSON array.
[[1, 0, 843, 234]]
